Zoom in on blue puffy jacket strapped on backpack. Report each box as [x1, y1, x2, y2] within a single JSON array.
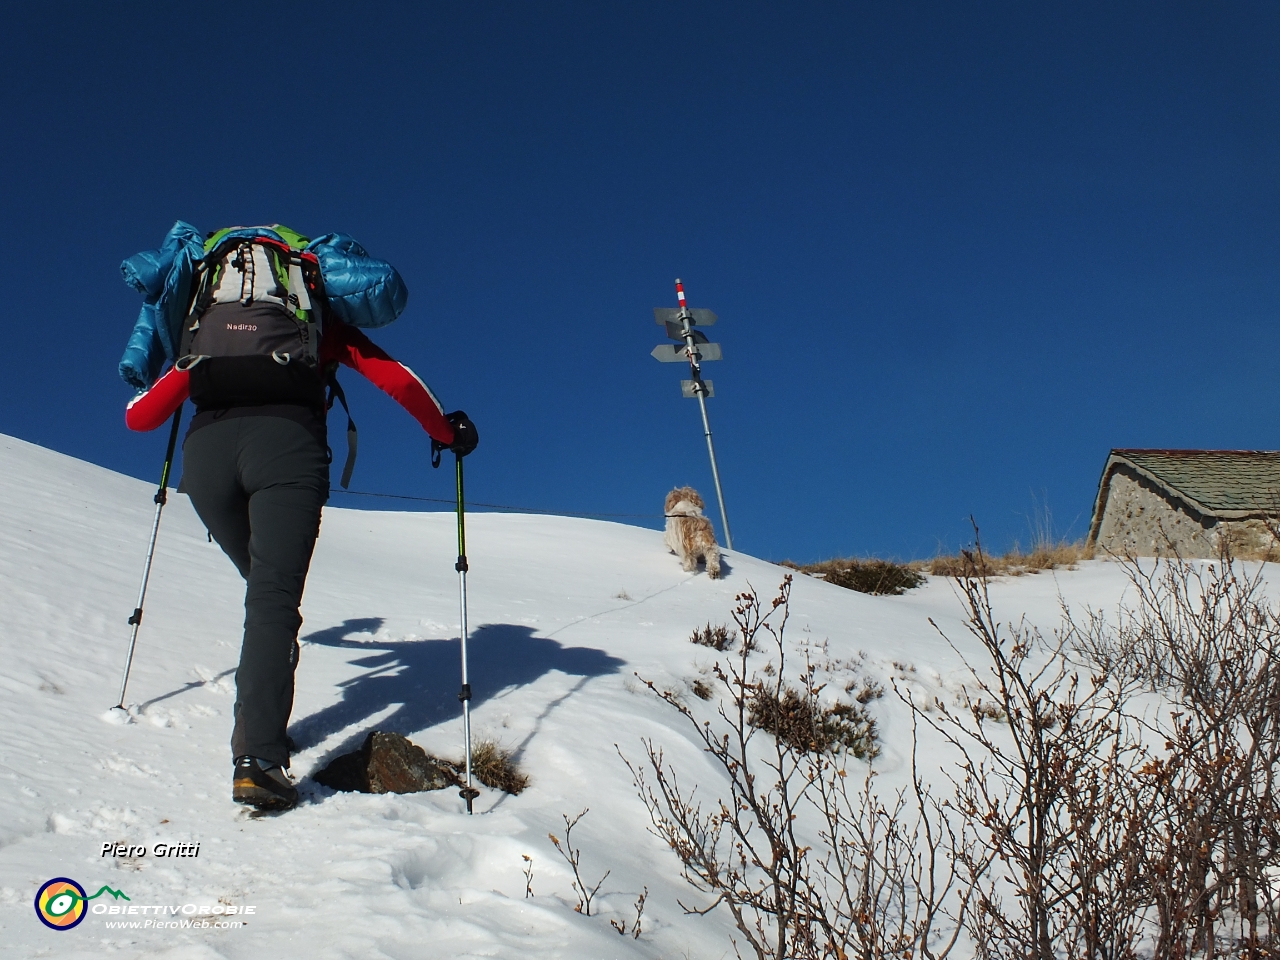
[[119, 224, 409, 391], [119, 221, 205, 391], [306, 234, 408, 330]]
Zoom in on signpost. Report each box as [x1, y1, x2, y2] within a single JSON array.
[[651, 279, 732, 549]]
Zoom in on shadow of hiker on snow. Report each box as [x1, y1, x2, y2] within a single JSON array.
[[290, 618, 625, 763]]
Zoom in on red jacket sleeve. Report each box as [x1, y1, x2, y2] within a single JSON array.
[[125, 367, 190, 432], [322, 320, 456, 445]]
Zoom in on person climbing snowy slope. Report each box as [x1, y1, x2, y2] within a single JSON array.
[[122, 224, 477, 811]]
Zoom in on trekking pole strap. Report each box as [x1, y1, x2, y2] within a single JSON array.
[[325, 374, 358, 489]]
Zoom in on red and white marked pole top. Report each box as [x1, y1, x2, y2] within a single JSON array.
[[675, 278, 687, 311]]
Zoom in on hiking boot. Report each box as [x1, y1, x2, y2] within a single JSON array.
[[232, 756, 298, 810]]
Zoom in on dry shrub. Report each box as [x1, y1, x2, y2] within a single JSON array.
[[920, 533, 1153, 958], [921, 526, 1280, 958], [549, 808, 610, 916], [470, 740, 529, 795], [797, 557, 924, 595], [818, 559, 925, 596], [1069, 549, 1280, 954], [624, 579, 969, 960], [846, 676, 885, 703], [748, 686, 879, 759], [690, 622, 734, 650]]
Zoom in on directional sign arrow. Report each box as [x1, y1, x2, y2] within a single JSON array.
[[654, 307, 717, 327], [682, 379, 714, 398], [651, 343, 723, 363]]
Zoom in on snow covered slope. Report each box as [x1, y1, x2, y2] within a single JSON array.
[[0, 433, 1132, 958]]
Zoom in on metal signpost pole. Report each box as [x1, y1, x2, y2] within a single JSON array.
[[651, 279, 732, 550], [674, 280, 732, 550]]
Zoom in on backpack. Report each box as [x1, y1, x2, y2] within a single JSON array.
[[120, 222, 408, 390], [180, 226, 323, 365], [120, 223, 410, 487], [178, 225, 358, 487]]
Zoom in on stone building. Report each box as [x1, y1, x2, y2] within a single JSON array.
[[1087, 449, 1280, 558]]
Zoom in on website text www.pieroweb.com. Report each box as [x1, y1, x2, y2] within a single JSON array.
[[99, 901, 257, 929]]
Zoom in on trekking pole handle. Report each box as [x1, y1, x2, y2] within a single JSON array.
[[455, 453, 467, 562], [154, 405, 183, 504]]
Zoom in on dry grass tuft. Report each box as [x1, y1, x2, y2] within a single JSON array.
[[925, 540, 1092, 578], [791, 558, 925, 595], [690, 622, 735, 651], [1235, 546, 1280, 562], [469, 740, 529, 795], [783, 535, 1092, 589], [747, 686, 879, 759]]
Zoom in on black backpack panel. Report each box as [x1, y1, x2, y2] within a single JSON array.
[[183, 302, 325, 411], [189, 302, 314, 362]]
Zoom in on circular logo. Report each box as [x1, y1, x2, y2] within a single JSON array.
[[35, 877, 87, 930]]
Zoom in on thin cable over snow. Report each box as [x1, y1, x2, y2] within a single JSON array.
[[330, 488, 664, 520]]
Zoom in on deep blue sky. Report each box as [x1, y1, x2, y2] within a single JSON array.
[[2, 2, 1278, 562]]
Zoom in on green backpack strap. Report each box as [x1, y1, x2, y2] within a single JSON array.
[[270, 224, 311, 249], [264, 226, 321, 365], [201, 224, 310, 254]]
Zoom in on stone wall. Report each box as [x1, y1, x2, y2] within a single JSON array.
[[1093, 465, 1278, 558]]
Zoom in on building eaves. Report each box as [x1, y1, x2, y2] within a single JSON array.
[[1088, 451, 1280, 546]]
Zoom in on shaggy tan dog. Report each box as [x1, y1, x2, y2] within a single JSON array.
[[664, 486, 722, 579]]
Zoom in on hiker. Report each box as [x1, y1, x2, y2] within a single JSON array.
[[122, 224, 477, 810]]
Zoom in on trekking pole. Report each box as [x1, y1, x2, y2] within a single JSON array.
[[114, 405, 183, 710], [455, 452, 479, 814]]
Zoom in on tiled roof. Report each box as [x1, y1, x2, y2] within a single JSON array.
[[1109, 449, 1280, 515]]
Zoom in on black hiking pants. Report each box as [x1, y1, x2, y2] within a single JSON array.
[[181, 415, 329, 769]]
